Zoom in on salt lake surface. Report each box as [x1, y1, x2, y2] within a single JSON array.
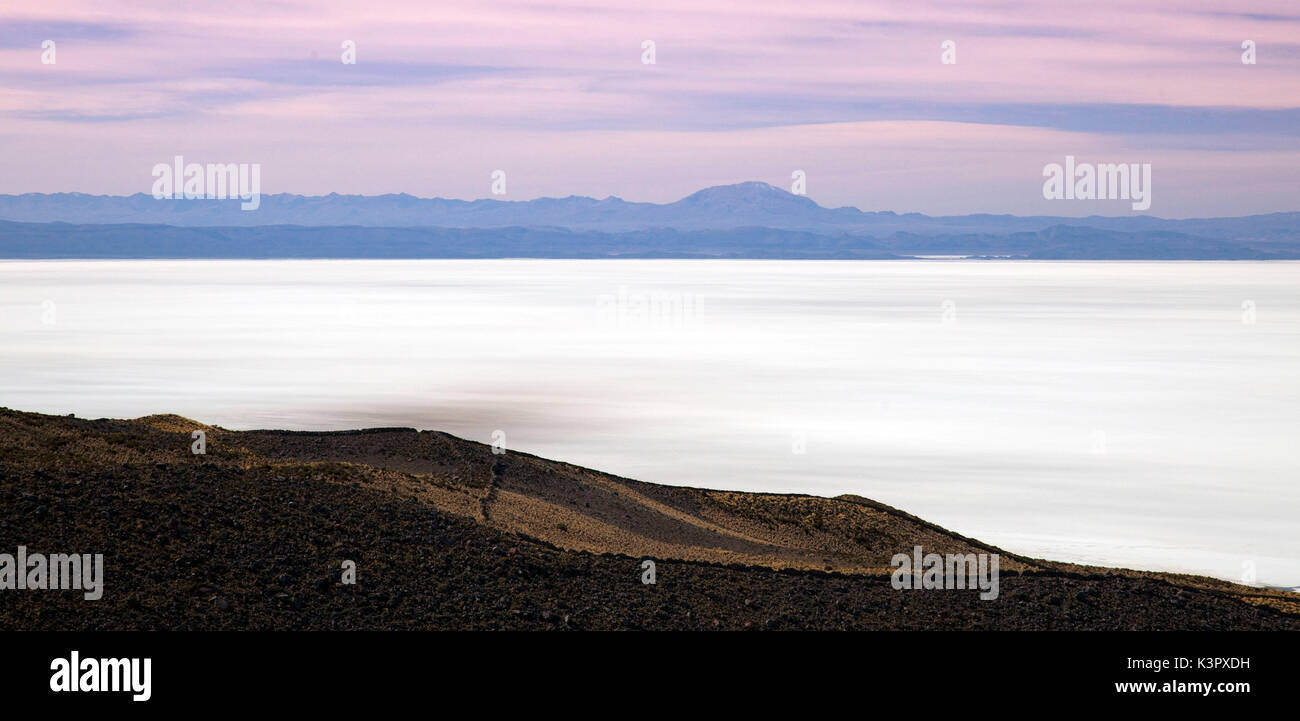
[[2, 259, 1296, 585]]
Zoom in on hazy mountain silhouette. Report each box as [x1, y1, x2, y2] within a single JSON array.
[[2, 182, 1298, 259], [3, 181, 1298, 238], [2, 219, 1294, 259]]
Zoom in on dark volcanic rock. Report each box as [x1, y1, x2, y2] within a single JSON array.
[[0, 407, 1296, 631]]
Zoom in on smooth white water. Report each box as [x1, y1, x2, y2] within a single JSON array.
[[2, 259, 1296, 585]]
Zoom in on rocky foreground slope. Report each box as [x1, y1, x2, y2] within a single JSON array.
[[1, 408, 1296, 630]]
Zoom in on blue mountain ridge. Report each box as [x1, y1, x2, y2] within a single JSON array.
[[0, 182, 1296, 259]]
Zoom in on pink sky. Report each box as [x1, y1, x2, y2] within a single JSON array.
[[1, 0, 1298, 215]]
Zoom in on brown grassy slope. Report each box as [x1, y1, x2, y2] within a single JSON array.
[[220, 421, 1035, 574], [0, 407, 1296, 630]]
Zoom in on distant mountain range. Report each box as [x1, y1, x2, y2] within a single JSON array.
[[1, 182, 1297, 259]]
